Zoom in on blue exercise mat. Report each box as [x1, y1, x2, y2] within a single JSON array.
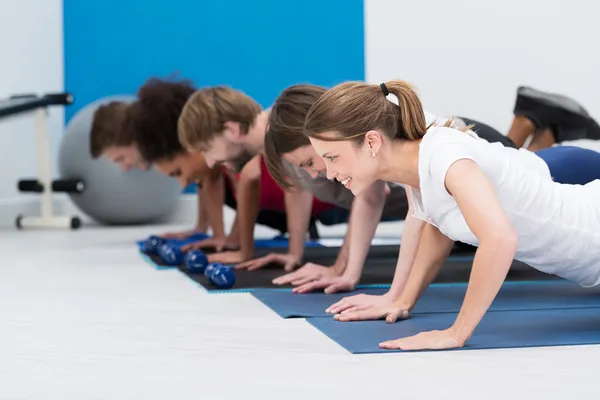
[[252, 276, 586, 318], [307, 306, 600, 353], [252, 288, 389, 317], [136, 232, 209, 250], [136, 233, 319, 251]]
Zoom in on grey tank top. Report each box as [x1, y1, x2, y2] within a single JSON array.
[[284, 161, 409, 219]]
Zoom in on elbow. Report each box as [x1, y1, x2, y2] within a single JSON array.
[[482, 228, 519, 257]]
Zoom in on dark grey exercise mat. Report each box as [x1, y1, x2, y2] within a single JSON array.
[[180, 258, 395, 293], [252, 279, 599, 318], [181, 256, 559, 293]]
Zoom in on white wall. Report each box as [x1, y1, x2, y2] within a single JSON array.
[[0, 0, 65, 228], [365, 0, 600, 133]]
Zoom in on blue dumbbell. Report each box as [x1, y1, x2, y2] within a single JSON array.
[[185, 250, 209, 273], [209, 264, 236, 289], [144, 235, 165, 254], [204, 262, 222, 278], [158, 243, 184, 266]]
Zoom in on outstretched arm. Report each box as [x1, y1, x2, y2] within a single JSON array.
[[182, 169, 240, 252], [201, 169, 226, 238], [292, 180, 388, 293], [209, 156, 261, 264], [236, 182, 313, 272], [382, 158, 517, 351], [326, 185, 426, 316]]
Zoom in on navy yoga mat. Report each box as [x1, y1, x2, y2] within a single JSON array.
[[252, 288, 388, 317], [307, 307, 600, 353], [252, 280, 600, 318]]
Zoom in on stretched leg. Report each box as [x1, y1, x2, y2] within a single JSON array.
[[512, 86, 599, 148], [535, 146, 600, 185], [506, 115, 538, 148], [527, 128, 556, 151]]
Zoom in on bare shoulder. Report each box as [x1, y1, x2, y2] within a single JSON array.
[[240, 156, 261, 181]]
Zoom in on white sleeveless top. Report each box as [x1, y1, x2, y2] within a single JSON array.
[[408, 126, 600, 287]]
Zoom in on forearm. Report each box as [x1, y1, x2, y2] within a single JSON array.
[[285, 189, 314, 259], [387, 212, 425, 299], [202, 175, 226, 237], [331, 223, 350, 274], [196, 186, 209, 231], [228, 214, 241, 244], [451, 237, 516, 341], [341, 181, 388, 283], [237, 178, 261, 260], [394, 223, 454, 310]]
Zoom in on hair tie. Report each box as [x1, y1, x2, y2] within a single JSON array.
[[380, 83, 389, 96]]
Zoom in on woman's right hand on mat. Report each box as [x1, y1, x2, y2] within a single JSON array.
[[326, 291, 396, 316], [272, 263, 337, 286], [235, 253, 300, 272], [334, 302, 410, 323], [292, 275, 357, 294]]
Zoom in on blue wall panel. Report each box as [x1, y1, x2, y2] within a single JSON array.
[[64, 0, 365, 193], [64, 0, 365, 121]]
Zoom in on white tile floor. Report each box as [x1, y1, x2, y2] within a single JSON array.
[[0, 223, 597, 399]]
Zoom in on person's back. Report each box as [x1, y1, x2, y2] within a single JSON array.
[[413, 126, 600, 287]]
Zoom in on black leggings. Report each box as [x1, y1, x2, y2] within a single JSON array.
[[458, 117, 517, 148]]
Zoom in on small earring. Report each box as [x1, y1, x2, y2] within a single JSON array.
[[371, 152, 376, 158]]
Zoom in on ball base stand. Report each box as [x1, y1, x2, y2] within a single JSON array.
[[16, 215, 81, 230], [14, 103, 84, 231]]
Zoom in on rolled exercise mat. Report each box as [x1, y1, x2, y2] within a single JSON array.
[[306, 306, 600, 354], [184, 257, 557, 294], [252, 279, 600, 318]]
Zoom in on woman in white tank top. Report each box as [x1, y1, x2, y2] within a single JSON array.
[[302, 80, 600, 351]]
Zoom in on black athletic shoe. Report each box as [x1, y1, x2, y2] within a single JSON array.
[[513, 86, 600, 142]]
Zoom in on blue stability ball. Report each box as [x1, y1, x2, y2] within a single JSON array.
[[159, 243, 183, 266], [210, 265, 236, 289], [58, 95, 181, 225], [185, 250, 208, 273]]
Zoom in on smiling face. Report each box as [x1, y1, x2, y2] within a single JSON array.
[[281, 145, 326, 178], [308, 131, 383, 195]]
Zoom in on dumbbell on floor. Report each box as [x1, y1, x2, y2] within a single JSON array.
[[158, 243, 184, 266], [185, 250, 209, 273], [204, 262, 236, 289], [142, 235, 165, 254]]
